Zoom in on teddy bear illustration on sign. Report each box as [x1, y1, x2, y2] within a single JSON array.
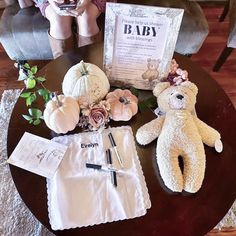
[[136, 81, 223, 193], [142, 58, 161, 82]]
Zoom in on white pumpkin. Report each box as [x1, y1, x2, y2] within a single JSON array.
[[62, 60, 110, 105], [43, 94, 80, 134]]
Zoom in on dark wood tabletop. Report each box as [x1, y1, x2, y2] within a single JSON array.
[[7, 42, 236, 236]]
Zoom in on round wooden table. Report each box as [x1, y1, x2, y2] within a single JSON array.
[[7, 43, 236, 236]]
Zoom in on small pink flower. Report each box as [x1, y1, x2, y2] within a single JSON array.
[[169, 59, 179, 74], [88, 105, 109, 129]]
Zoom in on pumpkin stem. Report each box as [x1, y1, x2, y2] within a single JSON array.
[[80, 60, 88, 76], [53, 92, 62, 107], [119, 96, 130, 105]]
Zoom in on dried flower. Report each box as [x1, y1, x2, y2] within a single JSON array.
[[169, 59, 179, 74], [88, 105, 109, 130], [167, 59, 189, 85], [78, 100, 110, 131]]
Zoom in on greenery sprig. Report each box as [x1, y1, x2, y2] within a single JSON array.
[[130, 87, 157, 113], [17, 62, 54, 125]]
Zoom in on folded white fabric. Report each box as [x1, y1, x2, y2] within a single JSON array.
[[47, 126, 151, 230]]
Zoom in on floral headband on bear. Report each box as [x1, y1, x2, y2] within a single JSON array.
[[167, 59, 189, 86]]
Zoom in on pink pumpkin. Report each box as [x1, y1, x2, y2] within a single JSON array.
[[106, 89, 138, 121]]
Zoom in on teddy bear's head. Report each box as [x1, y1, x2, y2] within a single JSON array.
[[147, 58, 160, 70], [153, 81, 198, 112]]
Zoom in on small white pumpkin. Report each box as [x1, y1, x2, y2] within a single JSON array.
[[43, 94, 80, 134], [62, 60, 110, 105]]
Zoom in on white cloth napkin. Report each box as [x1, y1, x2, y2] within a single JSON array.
[[47, 126, 151, 230]]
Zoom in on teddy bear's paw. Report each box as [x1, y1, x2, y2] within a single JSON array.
[[168, 184, 183, 193], [136, 131, 148, 145], [215, 139, 223, 153], [162, 177, 184, 193], [183, 183, 202, 193]]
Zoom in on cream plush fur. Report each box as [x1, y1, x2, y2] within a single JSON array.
[[136, 81, 222, 193]]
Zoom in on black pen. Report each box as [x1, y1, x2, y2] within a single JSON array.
[[106, 149, 117, 187], [108, 132, 123, 168], [86, 163, 118, 172]]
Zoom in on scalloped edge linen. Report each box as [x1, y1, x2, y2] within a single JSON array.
[[47, 126, 151, 230]]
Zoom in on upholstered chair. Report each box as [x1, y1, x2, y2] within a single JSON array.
[[0, 0, 15, 9], [0, 3, 53, 60], [0, 0, 209, 61], [213, 0, 236, 72]]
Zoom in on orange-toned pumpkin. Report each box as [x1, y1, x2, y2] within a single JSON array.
[[106, 89, 138, 121]]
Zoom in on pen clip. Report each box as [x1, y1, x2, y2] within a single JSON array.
[[110, 170, 117, 187], [108, 133, 116, 147], [106, 148, 112, 165]]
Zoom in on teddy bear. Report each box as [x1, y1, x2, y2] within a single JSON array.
[[142, 58, 161, 82], [136, 81, 223, 193]]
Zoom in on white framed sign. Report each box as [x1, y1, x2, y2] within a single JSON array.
[[103, 3, 184, 90]]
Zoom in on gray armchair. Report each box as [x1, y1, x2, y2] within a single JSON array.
[[152, 0, 209, 55], [0, 0, 209, 61], [213, 0, 236, 72], [0, 3, 53, 60]]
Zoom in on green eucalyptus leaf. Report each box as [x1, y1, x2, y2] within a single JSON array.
[[27, 75, 34, 80], [29, 119, 34, 124], [130, 87, 139, 97], [38, 88, 47, 96], [22, 114, 32, 121], [20, 92, 32, 98], [26, 78, 36, 89], [28, 70, 34, 77], [26, 97, 32, 106], [37, 76, 46, 82], [31, 66, 38, 74], [26, 93, 37, 106], [38, 89, 51, 102], [43, 93, 50, 103], [38, 89, 47, 96], [138, 97, 157, 113], [28, 108, 42, 118], [146, 97, 157, 108], [24, 63, 30, 69], [30, 93, 37, 103], [33, 119, 41, 125], [138, 102, 148, 113]]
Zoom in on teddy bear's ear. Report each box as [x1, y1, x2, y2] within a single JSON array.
[[181, 81, 198, 96], [153, 82, 170, 97]]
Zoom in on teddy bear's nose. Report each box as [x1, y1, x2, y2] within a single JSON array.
[[176, 94, 184, 100]]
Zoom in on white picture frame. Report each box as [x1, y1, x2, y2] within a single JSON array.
[[103, 3, 184, 90]]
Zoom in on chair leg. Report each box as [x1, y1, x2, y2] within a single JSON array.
[[213, 46, 233, 72], [219, 0, 230, 22]]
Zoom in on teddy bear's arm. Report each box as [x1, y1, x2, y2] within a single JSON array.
[[136, 117, 164, 145], [193, 116, 221, 147]]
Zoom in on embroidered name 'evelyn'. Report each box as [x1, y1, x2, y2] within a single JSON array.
[[81, 143, 99, 148]]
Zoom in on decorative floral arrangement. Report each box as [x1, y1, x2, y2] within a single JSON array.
[[78, 100, 111, 131], [167, 59, 189, 85], [78, 89, 139, 131], [16, 59, 189, 133], [16, 62, 139, 132]]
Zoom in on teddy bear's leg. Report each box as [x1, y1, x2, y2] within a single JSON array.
[[182, 146, 206, 193], [156, 143, 184, 192]]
